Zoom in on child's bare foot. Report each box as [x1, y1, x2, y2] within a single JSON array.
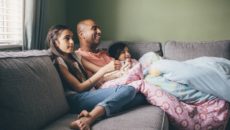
[[70, 110, 92, 130], [70, 116, 92, 130], [77, 110, 90, 119]]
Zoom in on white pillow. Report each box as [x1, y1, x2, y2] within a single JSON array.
[[138, 52, 162, 75]]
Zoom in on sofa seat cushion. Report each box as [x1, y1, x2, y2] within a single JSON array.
[[92, 105, 168, 130], [0, 50, 69, 130], [43, 105, 168, 130]]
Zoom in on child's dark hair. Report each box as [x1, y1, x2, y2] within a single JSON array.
[[108, 42, 127, 60]]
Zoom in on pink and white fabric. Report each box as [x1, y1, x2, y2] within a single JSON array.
[[100, 63, 143, 88], [101, 63, 230, 130], [136, 81, 229, 130]]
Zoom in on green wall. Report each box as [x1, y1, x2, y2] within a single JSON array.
[[67, 0, 230, 42], [45, 0, 67, 33]]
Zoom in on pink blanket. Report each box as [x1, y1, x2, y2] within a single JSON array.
[[101, 63, 230, 130]]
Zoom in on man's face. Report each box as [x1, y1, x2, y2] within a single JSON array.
[[83, 20, 101, 46]]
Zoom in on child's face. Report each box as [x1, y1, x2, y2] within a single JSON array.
[[56, 29, 74, 54], [118, 47, 131, 61]]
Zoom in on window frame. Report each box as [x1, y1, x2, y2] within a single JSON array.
[[0, 0, 24, 49]]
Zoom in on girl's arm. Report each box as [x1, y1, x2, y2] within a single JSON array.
[[57, 59, 115, 92]]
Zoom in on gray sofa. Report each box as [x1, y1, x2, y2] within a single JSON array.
[[0, 40, 230, 130]]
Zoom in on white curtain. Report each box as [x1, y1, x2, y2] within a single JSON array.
[[23, 0, 47, 50]]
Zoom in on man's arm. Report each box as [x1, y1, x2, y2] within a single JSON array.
[[81, 58, 101, 73]]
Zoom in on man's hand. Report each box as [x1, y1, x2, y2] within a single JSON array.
[[101, 60, 121, 74]]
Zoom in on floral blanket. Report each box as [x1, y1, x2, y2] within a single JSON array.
[[100, 62, 230, 130]]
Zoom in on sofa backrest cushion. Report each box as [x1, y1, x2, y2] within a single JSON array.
[[163, 40, 230, 60], [0, 50, 69, 130], [98, 41, 162, 59]]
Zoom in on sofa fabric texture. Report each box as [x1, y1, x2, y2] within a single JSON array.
[[0, 51, 69, 130], [164, 40, 230, 61]]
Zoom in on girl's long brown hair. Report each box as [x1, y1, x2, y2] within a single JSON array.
[[46, 25, 88, 82]]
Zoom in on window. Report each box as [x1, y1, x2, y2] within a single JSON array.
[[0, 0, 23, 47]]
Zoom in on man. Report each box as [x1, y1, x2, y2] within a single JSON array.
[[76, 19, 114, 76], [75, 18, 147, 107]]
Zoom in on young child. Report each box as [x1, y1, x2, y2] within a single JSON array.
[[100, 42, 143, 88], [108, 42, 138, 72], [108, 42, 134, 63], [104, 42, 160, 82], [108, 42, 161, 77], [99, 42, 140, 84]]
